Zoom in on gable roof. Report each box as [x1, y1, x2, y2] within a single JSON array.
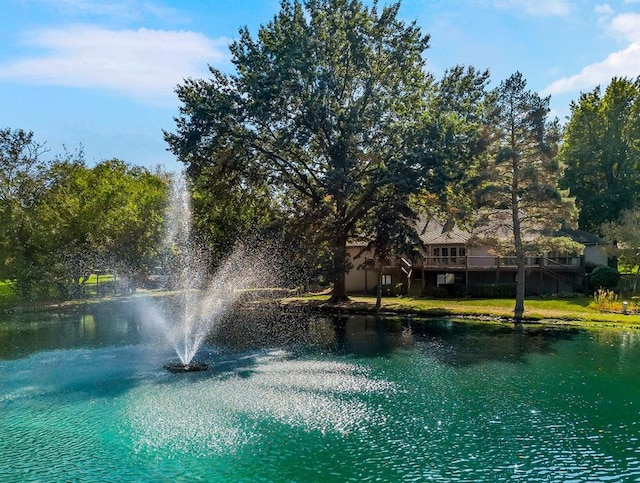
[[416, 215, 469, 245], [554, 226, 602, 246], [348, 212, 600, 248]]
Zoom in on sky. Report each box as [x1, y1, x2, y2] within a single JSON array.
[[1, 0, 639, 173]]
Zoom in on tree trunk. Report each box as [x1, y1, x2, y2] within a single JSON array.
[[512, 197, 525, 321], [328, 231, 350, 303], [514, 254, 526, 321], [375, 262, 383, 312]]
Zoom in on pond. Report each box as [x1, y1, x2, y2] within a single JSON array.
[[1, 302, 639, 482]]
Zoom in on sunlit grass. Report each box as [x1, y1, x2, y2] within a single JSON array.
[[0, 280, 19, 309], [293, 293, 640, 326], [3, 276, 640, 327]]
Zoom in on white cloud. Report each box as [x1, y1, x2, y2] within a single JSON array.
[[610, 12, 640, 42], [37, 0, 187, 23], [594, 3, 614, 16], [494, 0, 573, 16], [0, 25, 229, 100], [543, 42, 640, 95], [543, 10, 640, 96]]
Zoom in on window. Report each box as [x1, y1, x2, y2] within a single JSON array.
[[430, 246, 466, 265], [382, 274, 392, 286], [437, 273, 455, 285]]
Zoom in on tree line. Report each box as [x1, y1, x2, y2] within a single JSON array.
[[2, 0, 639, 317], [0, 128, 168, 298]]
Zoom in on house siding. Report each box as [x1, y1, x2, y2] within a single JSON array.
[[344, 218, 604, 296]]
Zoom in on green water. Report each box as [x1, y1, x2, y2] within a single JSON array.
[[1, 307, 639, 482]]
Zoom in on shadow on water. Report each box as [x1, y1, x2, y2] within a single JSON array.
[[0, 301, 280, 403], [0, 304, 145, 360], [410, 318, 582, 366], [1, 343, 280, 408], [208, 308, 583, 368], [326, 314, 582, 366]]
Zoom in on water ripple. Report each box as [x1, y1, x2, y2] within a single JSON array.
[[124, 353, 393, 457]]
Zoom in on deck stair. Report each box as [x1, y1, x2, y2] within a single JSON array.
[[539, 256, 587, 294], [400, 257, 413, 291]]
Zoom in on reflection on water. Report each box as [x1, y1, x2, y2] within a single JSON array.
[[1, 302, 629, 366], [0, 305, 143, 360], [1, 302, 640, 481]]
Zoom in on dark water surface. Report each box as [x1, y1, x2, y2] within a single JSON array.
[[1, 303, 639, 482]]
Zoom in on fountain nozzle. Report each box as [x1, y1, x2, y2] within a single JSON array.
[[163, 362, 209, 373]]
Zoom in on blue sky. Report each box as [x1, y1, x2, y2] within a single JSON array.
[[1, 0, 639, 172]]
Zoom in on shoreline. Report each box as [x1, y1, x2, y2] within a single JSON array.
[[3, 289, 640, 330]]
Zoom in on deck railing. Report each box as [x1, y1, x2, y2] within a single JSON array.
[[413, 255, 583, 269]]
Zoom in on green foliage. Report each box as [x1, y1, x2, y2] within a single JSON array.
[[589, 265, 620, 290], [188, 165, 282, 263], [35, 159, 168, 296], [417, 65, 491, 221], [165, 0, 440, 301], [559, 77, 640, 233], [0, 128, 50, 297], [476, 73, 574, 226], [533, 236, 584, 256], [0, 129, 169, 298], [360, 183, 420, 303], [422, 285, 448, 298], [602, 208, 640, 273], [468, 283, 516, 298]]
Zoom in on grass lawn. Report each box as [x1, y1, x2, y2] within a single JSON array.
[[0, 280, 18, 309], [293, 293, 640, 327], [3, 276, 639, 328]]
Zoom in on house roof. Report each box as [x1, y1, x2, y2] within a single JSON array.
[[554, 226, 603, 246], [348, 212, 600, 248], [417, 211, 545, 245], [416, 215, 470, 245]]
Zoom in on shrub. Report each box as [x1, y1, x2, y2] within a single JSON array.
[[589, 265, 620, 290], [468, 283, 516, 298]]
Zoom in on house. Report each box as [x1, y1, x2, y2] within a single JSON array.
[[345, 215, 606, 296]]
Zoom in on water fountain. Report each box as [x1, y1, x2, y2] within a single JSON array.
[[141, 173, 262, 373], [163, 361, 209, 373]]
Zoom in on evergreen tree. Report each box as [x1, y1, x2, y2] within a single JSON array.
[[475, 73, 576, 320]]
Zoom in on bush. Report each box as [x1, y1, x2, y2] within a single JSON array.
[[449, 283, 467, 297], [589, 265, 620, 290], [468, 283, 516, 298]]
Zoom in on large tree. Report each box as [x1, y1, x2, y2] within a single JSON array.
[[165, 0, 433, 302], [39, 159, 169, 294], [560, 77, 640, 233], [475, 72, 576, 320], [0, 128, 50, 296], [360, 65, 490, 308]]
